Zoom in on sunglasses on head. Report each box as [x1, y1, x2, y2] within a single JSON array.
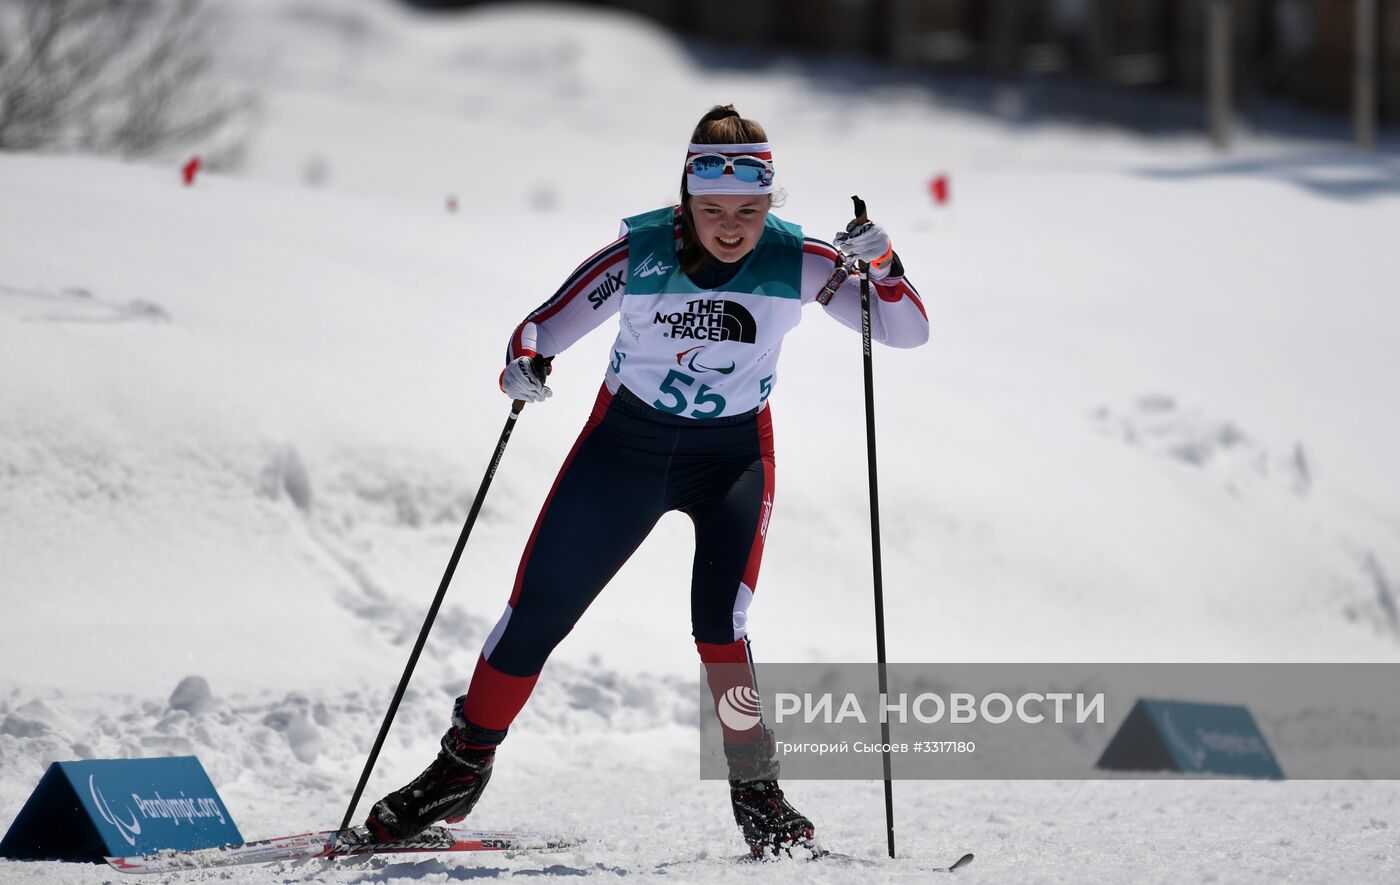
[[687, 154, 774, 186]]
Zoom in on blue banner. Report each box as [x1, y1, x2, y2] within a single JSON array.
[[1097, 699, 1285, 778], [1, 757, 242, 861]]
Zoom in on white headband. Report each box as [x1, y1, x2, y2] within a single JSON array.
[[685, 141, 775, 195]]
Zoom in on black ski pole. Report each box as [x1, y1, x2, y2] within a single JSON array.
[[336, 375, 539, 836], [848, 195, 896, 859]]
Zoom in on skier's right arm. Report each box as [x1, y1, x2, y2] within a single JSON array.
[[501, 235, 629, 400]]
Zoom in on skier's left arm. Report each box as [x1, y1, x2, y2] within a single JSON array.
[[801, 226, 928, 348]]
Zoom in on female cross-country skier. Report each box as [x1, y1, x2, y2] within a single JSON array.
[[366, 104, 929, 857]]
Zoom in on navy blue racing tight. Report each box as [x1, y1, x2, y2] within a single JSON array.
[[453, 382, 775, 747]]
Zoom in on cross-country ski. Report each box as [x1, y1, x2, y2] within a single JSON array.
[[105, 825, 581, 874]]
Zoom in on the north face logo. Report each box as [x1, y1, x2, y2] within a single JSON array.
[[654, 298, 757, 343]]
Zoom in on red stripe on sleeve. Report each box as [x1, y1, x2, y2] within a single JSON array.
[[803, 240, 840, 264], [874, 277, 928, 320], [508, 238, 628, 360], [529, 239, 628, 326]]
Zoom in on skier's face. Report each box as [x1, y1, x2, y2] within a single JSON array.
[[690, 194, 769, 263]]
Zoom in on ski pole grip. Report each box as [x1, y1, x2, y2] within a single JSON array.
[[849, 195, 871, 271], [511, 355, 552, 410], [529, 354, 552, 384]]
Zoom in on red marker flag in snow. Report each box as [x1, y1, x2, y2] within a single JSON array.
[[929, 174, 949, 205], [182, 156, 201, 186]]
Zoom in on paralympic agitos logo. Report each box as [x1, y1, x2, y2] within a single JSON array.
[[654, 298, 757, 343]]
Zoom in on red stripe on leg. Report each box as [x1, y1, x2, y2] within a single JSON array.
[[696, 638, 752, 664], [460, 655, 541, 733], [697, 639, 762, 744], [740, 406, 776, 591]]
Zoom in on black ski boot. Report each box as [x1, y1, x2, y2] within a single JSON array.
[[364, 730, 494, 842], [725, 729, 817, 857], [730, 779, 817, 858]]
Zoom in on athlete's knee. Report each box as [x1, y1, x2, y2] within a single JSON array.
[[498, 602, 579, 655], [691, 587, 754, 646], [479, 603, 574, 675], [691, 616, 742, 647]]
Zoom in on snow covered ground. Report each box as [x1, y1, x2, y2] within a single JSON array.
[[1, 1, 1397, 881]]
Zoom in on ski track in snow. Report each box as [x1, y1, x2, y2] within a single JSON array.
[[2, 1, 1400, 882]]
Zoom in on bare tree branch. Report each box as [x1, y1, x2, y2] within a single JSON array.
[[0, 0, 255, 159]]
